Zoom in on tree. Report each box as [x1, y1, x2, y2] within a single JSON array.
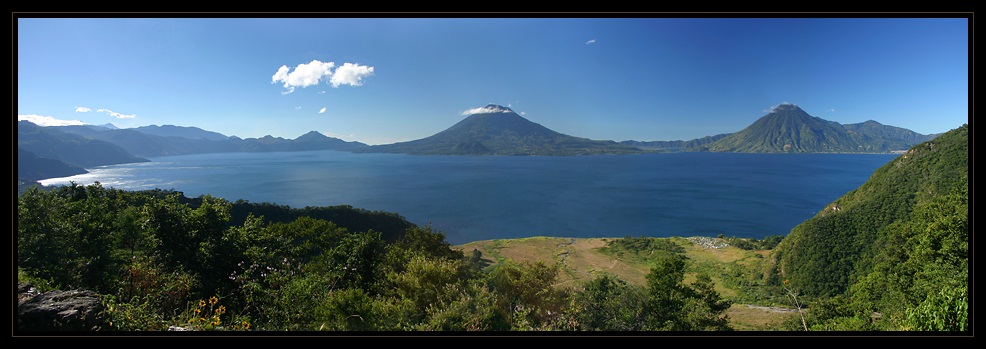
[[645, 252, 689, 330], [487, 261, 568, 330], [311, 231, 387, 293], [571, 274, 649, 331], [387, 254, 473, 325], [644, 251, 732, 331]]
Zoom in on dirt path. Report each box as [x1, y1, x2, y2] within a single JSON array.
[[741, 305, 798, 313], [556, 238, 576, 265]]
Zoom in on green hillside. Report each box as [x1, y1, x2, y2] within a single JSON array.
[[770, 124, 968, 330]]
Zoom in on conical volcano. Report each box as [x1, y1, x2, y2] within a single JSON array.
[[707, 103, 861, 153], [360, 105, 644, 155]]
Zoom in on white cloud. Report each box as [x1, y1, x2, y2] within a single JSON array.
[[828, 108, 836, 112], [18, 114, 85, 126], [96, 108, 136, 119], [271, 60, 375, 93], [75, 106, 92, 113], [272, 60, 336, 94], [764, 102, 795, 113], [461, 105, 512, 115], [295, 106, 302, 110], [319, 107, 327, 114], [330, 63, 375, 87], [586, 39, 597, 45], [520, 111, 526, 116]]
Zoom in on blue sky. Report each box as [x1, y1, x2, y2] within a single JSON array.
[[17, 17, 969, 145]]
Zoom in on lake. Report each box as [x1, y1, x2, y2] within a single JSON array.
[[39, 151, 898, 245]]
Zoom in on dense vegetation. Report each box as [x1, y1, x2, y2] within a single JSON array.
[[598, 236, 685, 261], [722, 235, 784, 251], [17, 183, 730, 332], [770, 124, 968, 330]]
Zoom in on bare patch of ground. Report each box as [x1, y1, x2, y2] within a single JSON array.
[[726, 304, 797, 331]]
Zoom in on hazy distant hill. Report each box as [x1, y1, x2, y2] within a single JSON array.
[[51, 125, 367, 157], [842, 120, 938, 152], [358, 105, 646, 156], [133, 124, 230, 141], [236, 131, 368, 152], [620, 133, 731, 150], [17, 147, 87, 182], [704, 104, 935, 153], [17, 121, 150, 168]]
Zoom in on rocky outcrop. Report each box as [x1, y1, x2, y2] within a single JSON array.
[[17, 283, 106, 331]]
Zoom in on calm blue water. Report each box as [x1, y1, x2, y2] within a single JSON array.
[[39, 151, 897, 245]]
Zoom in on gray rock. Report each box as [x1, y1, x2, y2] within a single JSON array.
[[17, 283, 106, 331]]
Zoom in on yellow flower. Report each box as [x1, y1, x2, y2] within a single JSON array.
[[194, 308, 201, 313], [216, 305, 226, 315], [198, 300, 207, 307], [209, 296, 219, 305], [243, 322, 250, 330]]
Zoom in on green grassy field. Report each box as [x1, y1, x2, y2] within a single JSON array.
[[456, 236, 797, 331]]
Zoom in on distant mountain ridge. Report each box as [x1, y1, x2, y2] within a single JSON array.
[[17, 121, 369, 184], [236, 131, 368, 153], [49, 125, 368, 158], [133, 124, 230, 141], [620, 133, 732, 150], [17, 121, 150, 169], [17, 102, 940, 184], [357, 105, 646, 155], [842, 120, 940, 152]]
